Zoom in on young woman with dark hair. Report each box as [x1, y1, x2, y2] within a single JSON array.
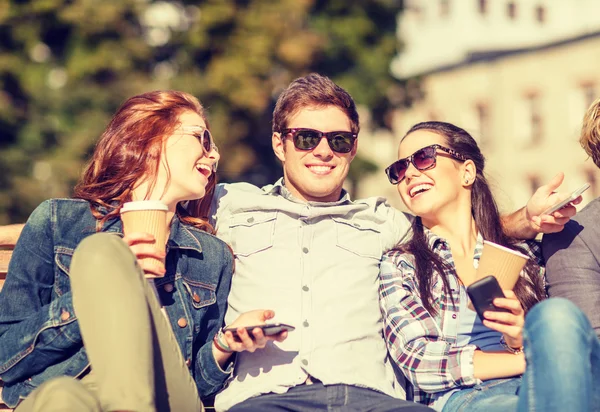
[[0, 90, 285, 412], [379, 121, 600, 412]]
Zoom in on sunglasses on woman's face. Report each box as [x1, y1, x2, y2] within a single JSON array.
[[385, 144, 467, 185], [181, 126, 219, 171], [281, 128, 357, 154]]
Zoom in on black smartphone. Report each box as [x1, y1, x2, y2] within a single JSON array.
[[466, 275, 509, 322], [223, 322, 295, 338]]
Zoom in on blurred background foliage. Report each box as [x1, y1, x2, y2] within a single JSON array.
[[0, 0, 404, 223]]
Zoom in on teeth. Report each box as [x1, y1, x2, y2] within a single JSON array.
[[410, 184, 432, 198], [308, 165, 332, 173], [196, 164, 211, 175]]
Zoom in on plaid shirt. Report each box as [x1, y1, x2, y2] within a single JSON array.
[[378, 229, 543, 408]]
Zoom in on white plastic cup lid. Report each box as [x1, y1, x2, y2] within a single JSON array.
[[120, 200, 168, 213], [483, 240, 528, 259]]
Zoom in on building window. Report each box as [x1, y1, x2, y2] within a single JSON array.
[[569, 83, 597, 131], [440, 0, 450, 17], [507, 2, 517, 20], [528, 175, 541, 197], [478, 0, 488, 15], [476, 103, 490, 145], [515, 93, 543, 145], [535, 5, 546, 23]]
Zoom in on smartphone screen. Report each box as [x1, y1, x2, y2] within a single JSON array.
[[223, 323, 295, 338]]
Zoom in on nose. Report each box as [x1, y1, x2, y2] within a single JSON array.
[[312, 137, 334, 159], [403, 160, 420, 183], [208, 146, 220, 170]]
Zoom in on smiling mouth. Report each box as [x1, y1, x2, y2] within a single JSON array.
[[307, 165, 334, 174], [409, 184, 432, 198], [196, 164, 211, 178]]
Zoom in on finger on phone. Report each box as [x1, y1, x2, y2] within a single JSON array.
[[269, 330, 288, 342], [492, 298, 521, 312], [483, 311, 521, 326], [482, 319, 520, 335], [236, 328, 255, 349]]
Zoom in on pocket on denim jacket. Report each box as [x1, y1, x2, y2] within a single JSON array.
[[229, 212, 277, 257], [181, 279, 217, 309], [55, 247, 75, 296]]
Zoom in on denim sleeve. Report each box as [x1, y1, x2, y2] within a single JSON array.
[[0, 201, 82, 383], [194, 241, 234, 397]]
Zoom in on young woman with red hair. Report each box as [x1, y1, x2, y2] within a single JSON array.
[[0, 91, 284, 412]]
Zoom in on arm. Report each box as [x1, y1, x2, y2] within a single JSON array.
[[543, 220, 600, 337], [0, 201, 82, 384], [502, 173, 579, 240], [0, 224, 24, 246], [379, 255, 479, 393], [473, 351, 525, 380]]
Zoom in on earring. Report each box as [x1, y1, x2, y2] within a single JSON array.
[[464, 178, 469, 185]]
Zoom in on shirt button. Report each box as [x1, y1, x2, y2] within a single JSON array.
[[163, 283, 174, 293], [452, 314, 457, 319], [186, 359, 192, 367], [178, 318, 188, 328], [302, 247, 309, 254], [247, 217, 254, 223], [301, 359, 308, 366], [193, 293, 201, 303], [302, 285, 309, 292], [60, 310, 70, 321], [303, 320, 309, 327]]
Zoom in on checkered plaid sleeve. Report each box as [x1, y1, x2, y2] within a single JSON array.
[[378, 250, 479, 395]]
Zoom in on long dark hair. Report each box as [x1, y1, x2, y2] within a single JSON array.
[[73, 90, 216, 233], [394, 121, 545, 315]]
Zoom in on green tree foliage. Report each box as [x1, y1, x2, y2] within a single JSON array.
[[0, 0, 402, 223]]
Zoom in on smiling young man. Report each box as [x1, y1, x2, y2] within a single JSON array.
[[209, 73, 576, 412]]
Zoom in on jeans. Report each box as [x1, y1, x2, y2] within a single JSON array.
[[228, 382, 433, 412], [443, 298, 600, 412], [15, 233, 203, 412]]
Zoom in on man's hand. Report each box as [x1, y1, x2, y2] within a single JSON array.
[[525, 172, 581, 234]]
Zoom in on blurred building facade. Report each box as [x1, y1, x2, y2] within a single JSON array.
[[357, 0, 600, 213]]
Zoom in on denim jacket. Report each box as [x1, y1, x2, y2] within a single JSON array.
[[0, 199, 234, 408]]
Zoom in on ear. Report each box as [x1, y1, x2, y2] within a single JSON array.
[[272, 132, 286, 163], [462, 159, 477, 187], [348, 137, 358, 163]]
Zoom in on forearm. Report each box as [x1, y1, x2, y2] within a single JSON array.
[[502, 207, 537, 240], [0, 224, 25, 246], [473, 350, 525, 380]]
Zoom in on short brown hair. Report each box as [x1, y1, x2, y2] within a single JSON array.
[[581, 97, 600, 168], [272, 73, 360, 134]]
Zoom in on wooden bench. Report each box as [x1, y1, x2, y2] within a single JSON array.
[[0, 224, 21, 411]]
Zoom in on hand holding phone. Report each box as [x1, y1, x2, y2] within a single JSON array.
[[223, 322, 295, 339], [467, 276, 510, 322], [542, 183, 590, 215]]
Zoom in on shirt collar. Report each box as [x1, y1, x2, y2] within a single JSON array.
[[265, 177, 351, 206], [423, 225, 485, 259]]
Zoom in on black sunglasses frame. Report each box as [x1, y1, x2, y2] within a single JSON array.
[[281, 128, 357, 154], [385, 144, 467, 185]]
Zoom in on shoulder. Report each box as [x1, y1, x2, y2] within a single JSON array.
[[543, 197, 600, 256], [185, 226, 233, 262], [26, 198, 91, 227], [381, 248, 416, 271]]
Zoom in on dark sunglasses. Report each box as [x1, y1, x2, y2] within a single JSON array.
[[385, 144, 467, 184], [281, 128, 357, 154], [181, 126, 219, 171]]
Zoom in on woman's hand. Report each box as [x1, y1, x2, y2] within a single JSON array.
[[482, 290, 525, 350], [223, 309, 288, 353], [121, 232, 166, 277]]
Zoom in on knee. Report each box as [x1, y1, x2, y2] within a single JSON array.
[[31, 377, 100, 412], [71, 233, 135, 279], [525, 298, 591, 339]]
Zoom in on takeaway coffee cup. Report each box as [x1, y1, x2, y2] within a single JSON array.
[[120, 200, 168, 277], [475, 240, 529, 290]]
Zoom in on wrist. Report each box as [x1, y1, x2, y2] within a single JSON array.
[[213, 329, 233, 354], [501, 336, 523, 354]]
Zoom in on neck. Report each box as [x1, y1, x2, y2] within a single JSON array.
[[422, 204, 478, 258]]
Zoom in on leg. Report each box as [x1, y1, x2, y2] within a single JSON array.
[[70, 233, 202, 412], [342, 385, 434, 411], [518, 298, 597, 412], [228, 384, 433, 412], [442, 378, 520, 412], [15, 376, 101, 412]]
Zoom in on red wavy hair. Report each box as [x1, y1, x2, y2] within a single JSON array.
[[73, 90, 216, 233]]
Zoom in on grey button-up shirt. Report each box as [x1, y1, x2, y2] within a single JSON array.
[[211, 179, 412, 411]]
